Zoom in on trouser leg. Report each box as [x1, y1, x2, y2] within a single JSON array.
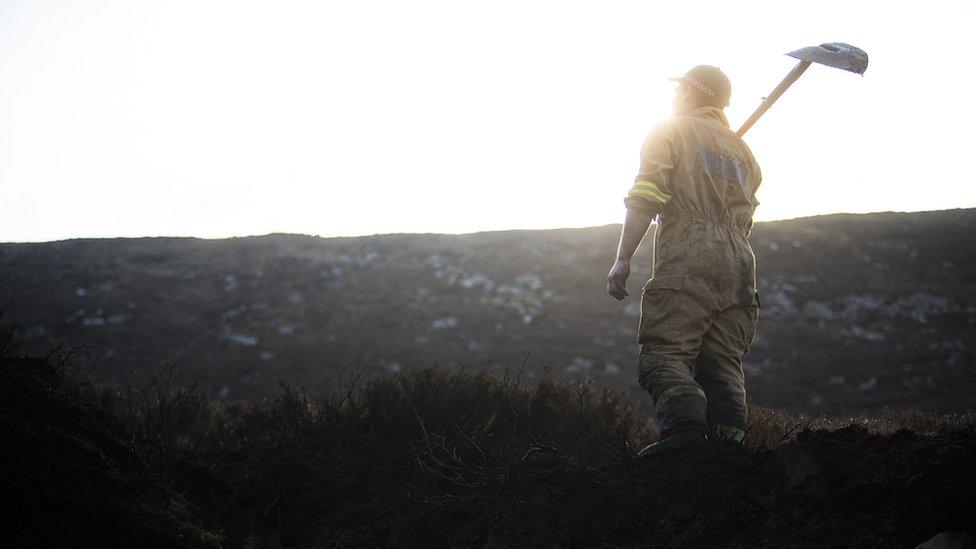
[[636, 275, 714, 436], [694, 301, 758, 443]]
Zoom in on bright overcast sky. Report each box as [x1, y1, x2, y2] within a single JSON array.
[[1, 1, 974, 242]]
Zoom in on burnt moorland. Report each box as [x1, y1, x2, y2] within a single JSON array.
[[2, 209, 975, 546], [1, 330, 973, 547]]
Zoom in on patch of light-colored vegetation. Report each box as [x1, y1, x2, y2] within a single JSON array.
[[223, 274, 239, 292], [840, 325, 885, 341], [565, 356, 594, 373], [357, 250, 380, 267], [431, 316, 458, 330], [222, 329, 257, 347], [834, 293, 958, 323]]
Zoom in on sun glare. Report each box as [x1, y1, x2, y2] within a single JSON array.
[[0, 1, 973, 242]]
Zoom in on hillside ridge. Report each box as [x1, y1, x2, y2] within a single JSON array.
[[2, 207, 974, 414], [4, 207, 972, 245]]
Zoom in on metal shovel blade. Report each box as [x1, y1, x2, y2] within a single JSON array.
[[787, 42, 869, 74]]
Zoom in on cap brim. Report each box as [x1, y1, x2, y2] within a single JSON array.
[[668, 76, 683, 82]]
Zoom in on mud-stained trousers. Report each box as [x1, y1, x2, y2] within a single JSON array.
[[637, 273, 759, 443]]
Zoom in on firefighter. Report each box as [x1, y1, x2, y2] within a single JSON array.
[[606, 65, 762, 457]]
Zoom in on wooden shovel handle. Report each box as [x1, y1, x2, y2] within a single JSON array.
[[737, 60, 812, 137]]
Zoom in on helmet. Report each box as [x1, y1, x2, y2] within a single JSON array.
[[669, 65, 732, 107]]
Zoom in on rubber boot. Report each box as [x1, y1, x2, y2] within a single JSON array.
[[637, 393, 708, 459]]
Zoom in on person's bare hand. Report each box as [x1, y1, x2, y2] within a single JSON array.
[[607, 258, 630, 301]]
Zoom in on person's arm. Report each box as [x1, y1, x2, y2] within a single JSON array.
[[607, 205, 659, 301], [607, 122, 675, 301]]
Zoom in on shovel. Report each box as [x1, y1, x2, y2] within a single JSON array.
[[737, 43, 869, 137]]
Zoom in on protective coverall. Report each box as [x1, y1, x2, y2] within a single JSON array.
[[626, 105, 762, 443]]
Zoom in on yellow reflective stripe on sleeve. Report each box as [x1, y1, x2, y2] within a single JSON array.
[[713, 424, 746, 444], [628, 188, 670, 204], [629, 180, 671, 204], [627, 189, 664, 204], [655, 385, 706, 408], [634, 180, 668, 194]]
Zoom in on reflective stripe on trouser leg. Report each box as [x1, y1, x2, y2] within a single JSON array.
[[713, 424, 746, 444], [655, 385, 706, 408], [638, 350, 709, 436]]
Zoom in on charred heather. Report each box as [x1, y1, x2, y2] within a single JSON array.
[[1, 322, 973, 547]]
